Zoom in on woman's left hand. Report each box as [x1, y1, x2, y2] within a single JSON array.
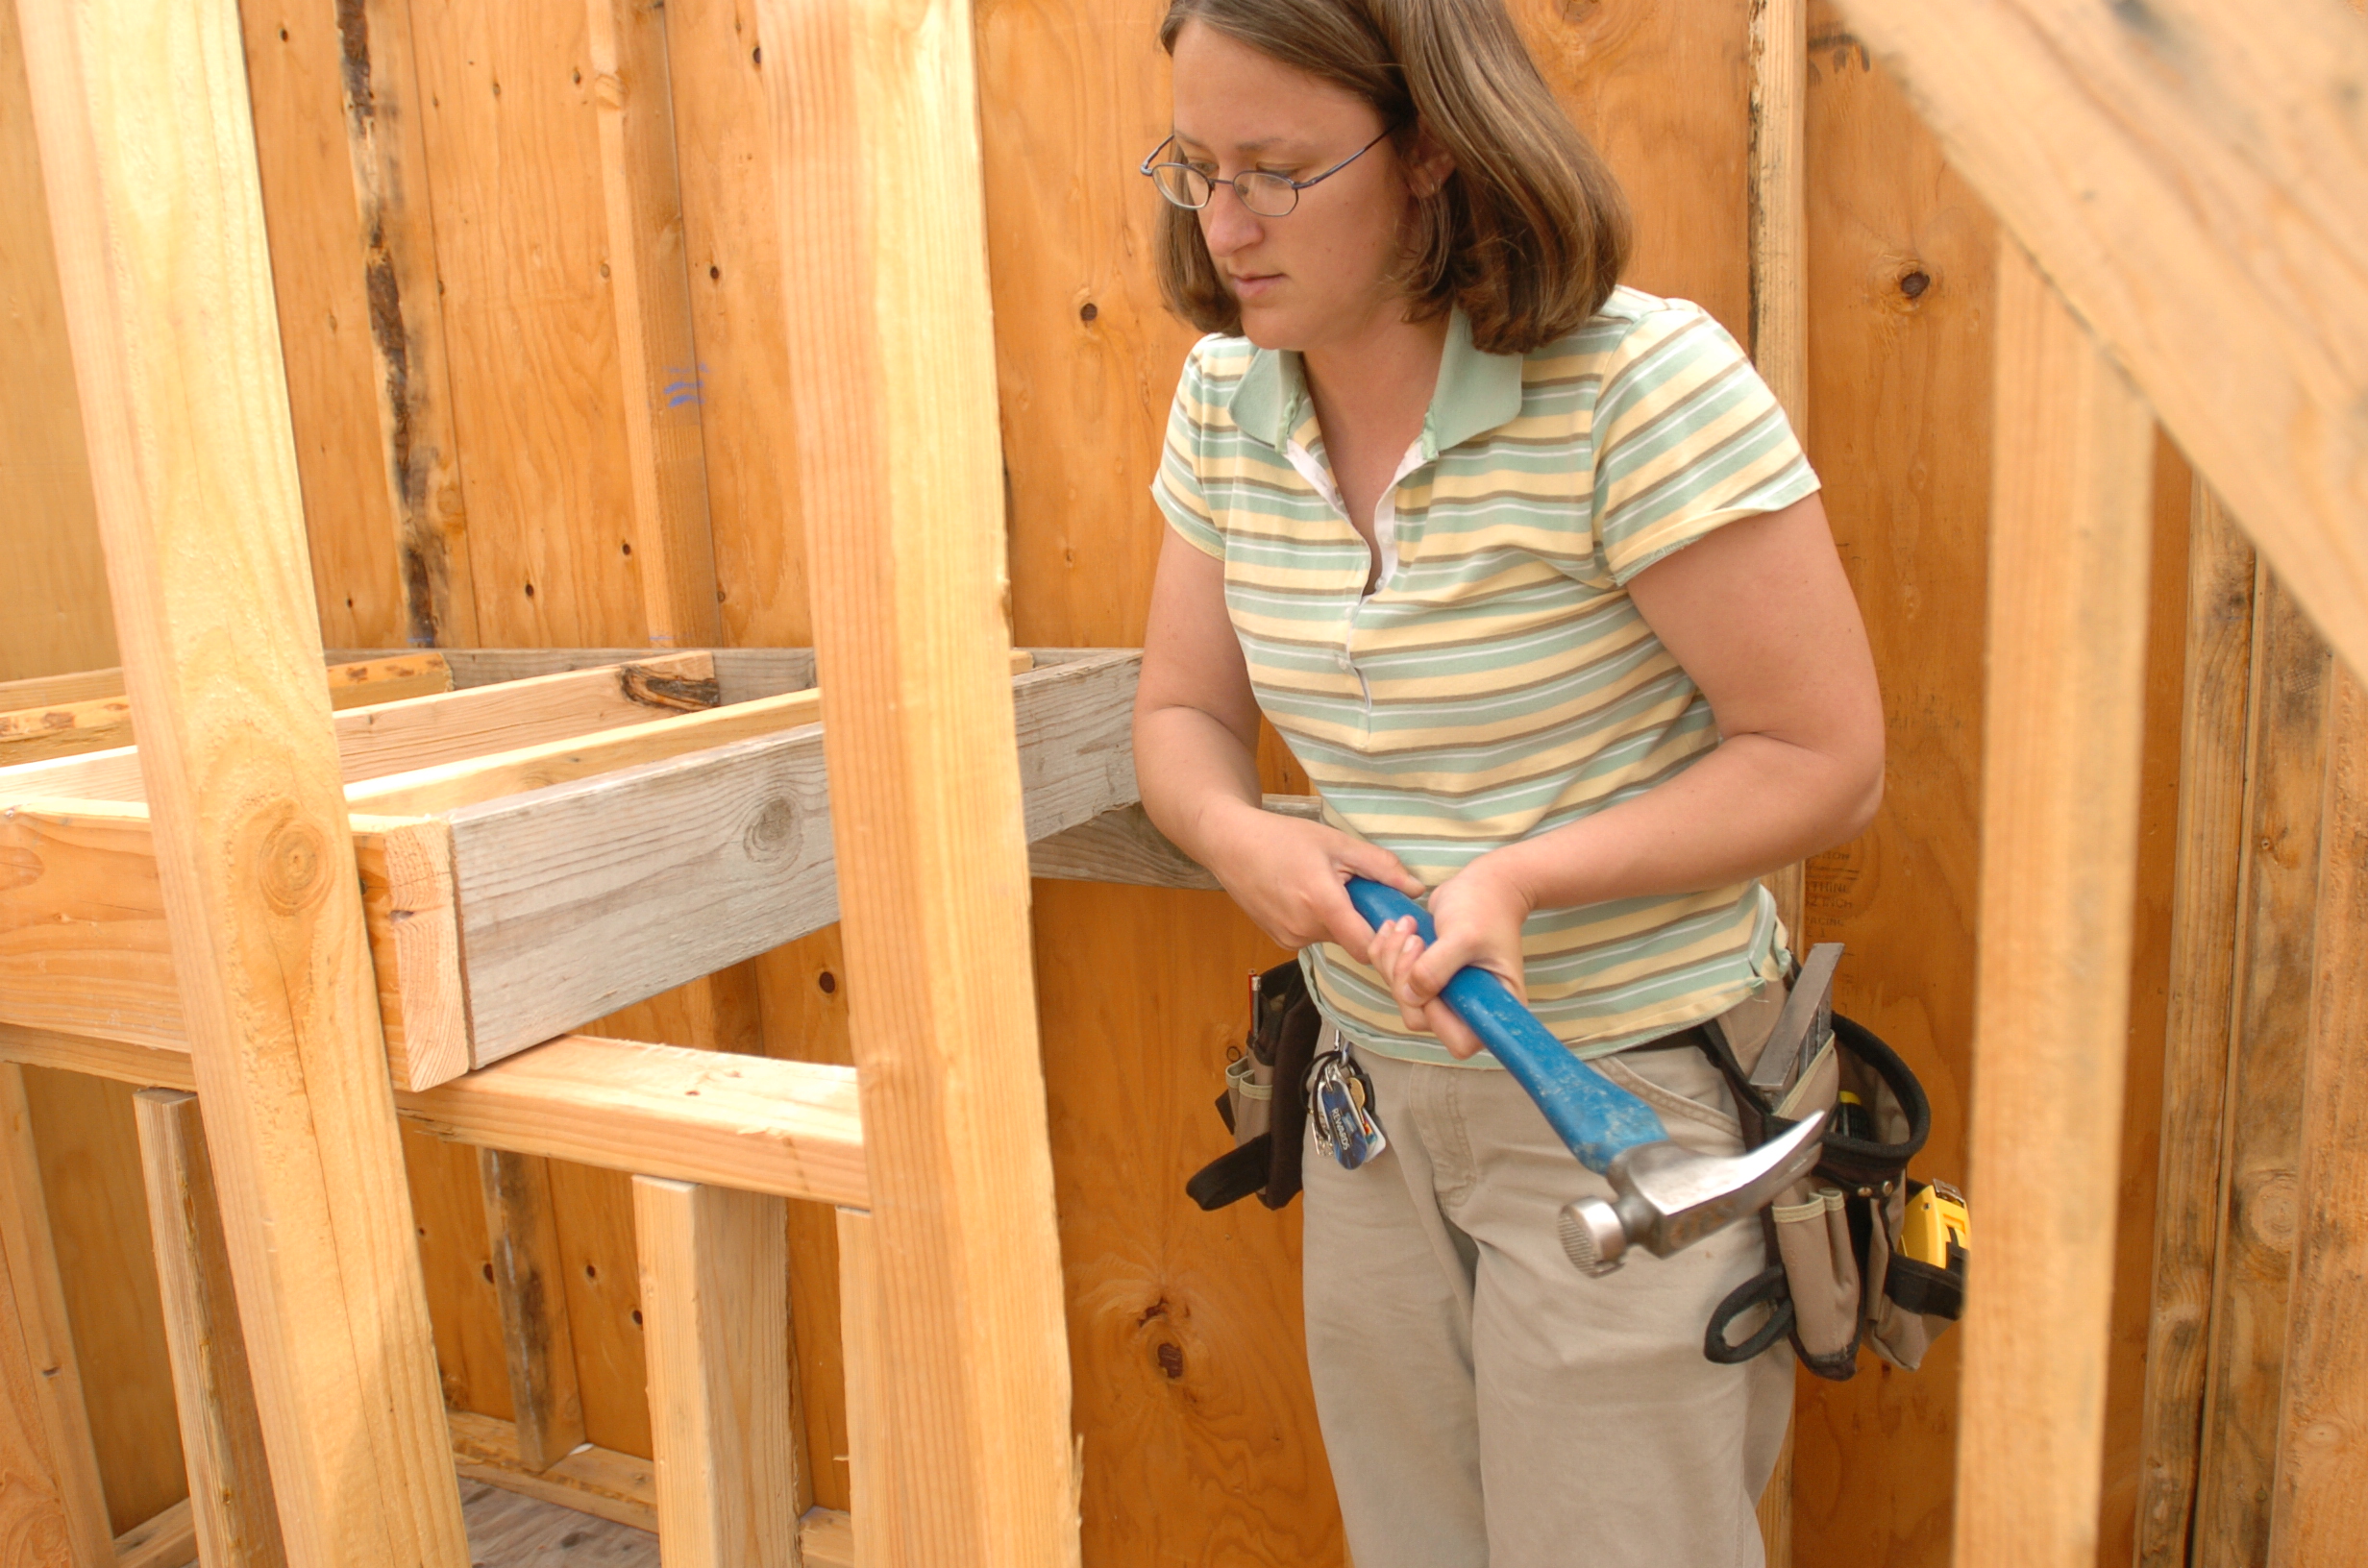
[[1366, 859, 1535, 1060]]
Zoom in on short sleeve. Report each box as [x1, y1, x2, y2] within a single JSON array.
[[1150, 344, 1226, 561], [1590, 303, 1819, 584]]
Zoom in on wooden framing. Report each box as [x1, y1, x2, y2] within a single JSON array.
[[0, 0, 2358, 1562], [130, 1090, 285, 1567], [13, 0, 471, 1556], [758, 0, 1083, 1556], [0, 653, 454, 766]]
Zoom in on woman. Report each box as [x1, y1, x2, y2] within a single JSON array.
[[1130, 0, 1884, 1563]]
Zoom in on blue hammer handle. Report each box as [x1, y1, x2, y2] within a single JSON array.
[[1344, 877, 1667, 1174]]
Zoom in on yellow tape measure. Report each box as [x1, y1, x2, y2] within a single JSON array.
[[1900, 1179, 1969, 1269]]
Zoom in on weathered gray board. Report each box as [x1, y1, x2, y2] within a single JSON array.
[[447, 652, 1143, 1065]]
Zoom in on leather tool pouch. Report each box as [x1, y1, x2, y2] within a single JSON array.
[[1185, 959, 1324, 1212], [1701, 1012, 1966, 1379]]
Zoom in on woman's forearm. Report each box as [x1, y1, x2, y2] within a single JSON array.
[[1132, 702, 1271, 873], [1473, 731, 1882, 914]]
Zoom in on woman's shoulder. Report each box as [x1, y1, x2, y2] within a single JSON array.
[[1178, 331, 1261, 386], [1524, 286, 1744, 372]]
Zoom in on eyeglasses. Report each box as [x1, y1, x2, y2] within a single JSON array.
[[1139, 127, 1394, 218]]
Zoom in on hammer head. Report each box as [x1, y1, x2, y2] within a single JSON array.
[[1557, 1112, 1827, 1277]]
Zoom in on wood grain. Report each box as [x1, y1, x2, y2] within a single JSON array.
[[759, 0, 1082, 1558], [2133, 485, 2257, 1566], [1952, 240, 2156, 1568], [1829, 0, 2368, 692], [354, 815, 470, 1090], [0, 1066, 111, 1566], [2190, 572, 2334, 1568], [2265, 666, 2368, 1566], [130, 1090, 287, 1568], [479, 1149, 586, 1474], [0, 0, 112, 687], [238, 0, 461, 649], [332, 0, 478, 647], [631, 1177, 800, 1568], [407, 0, 644, 648]]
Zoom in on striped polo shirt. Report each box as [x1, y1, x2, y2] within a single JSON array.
[[1152, 287, 1821, 1066]]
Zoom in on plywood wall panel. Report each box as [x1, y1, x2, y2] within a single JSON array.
[[1793, 14, 1993, 1561], [403, 1123, 513, 1421], [1031, 880, 1336, 1566], [0, 0, 112, 684], [409, 0, 647, 647], [665, 0, 810, 649], [239, 1, 416, 650], [1512, 0, 1753, 335]]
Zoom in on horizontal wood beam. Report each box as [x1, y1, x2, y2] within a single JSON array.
[[0, 1023, 868, 1205], [0, 652, 721, 804], [1, 655, 1135, 1081], [0, 654, 451, 762], [1027, 794, 1321, 889], [448, 1409, 855, 1567], [445, 650, 1137, 1065], [328, 646, 817, 705], [111, 1499, 198, 1568], [347, 651, 1029, 818], [1830, 0, 2368, 684]]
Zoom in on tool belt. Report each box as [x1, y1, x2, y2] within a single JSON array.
[[1694, 1007, 1966, 1380], [1185, 958, 1324, 1213]]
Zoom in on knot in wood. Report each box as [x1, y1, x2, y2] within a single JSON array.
[[257, 816, 332, 915], [2240, 1168, 2299, 1248], [744, 796, 802, 863]]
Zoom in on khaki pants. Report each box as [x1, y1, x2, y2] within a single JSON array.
[[1301, 1031, 1793, 1568]]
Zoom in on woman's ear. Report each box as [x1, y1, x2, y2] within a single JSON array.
[[1404, 126, 1457, 199]]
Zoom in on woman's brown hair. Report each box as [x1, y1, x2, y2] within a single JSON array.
[[1155, 0, 1630, 355]]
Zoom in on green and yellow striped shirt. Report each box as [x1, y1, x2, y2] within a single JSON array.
[[1153, 287, 1820, 1066]]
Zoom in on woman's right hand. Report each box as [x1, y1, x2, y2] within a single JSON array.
[[1199, 798, 1428, 956]]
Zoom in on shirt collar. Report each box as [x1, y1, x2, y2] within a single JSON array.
[[1224, 307, 1525, 458]]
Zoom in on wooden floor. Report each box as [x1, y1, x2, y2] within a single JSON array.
[[157, 1483, 660, 1568]]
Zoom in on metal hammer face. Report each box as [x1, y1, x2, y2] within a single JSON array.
[[1557, 1112, 1827, 1277]]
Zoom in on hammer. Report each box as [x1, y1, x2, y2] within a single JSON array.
[[1345, 878, 1826, 1276]]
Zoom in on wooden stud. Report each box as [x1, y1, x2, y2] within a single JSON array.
[[1829, 0, 2368, 687], [1745, 7, 1808, 1555], [111, 1499, 197, 1568], [833, 1208, 902, 1568], [130, 1090, 288, 1568], [13, 1, 473, 1554], [330, 0, 477, 649], [585, 0, 722, 649], [632, 1176, 801, 1568], [1952, 240, 2157, 1568], [2132, 484, 2258, 1565], [0, 654, 452, 719], [0, 1064, 112, 1566], [2265, 665, 2368, 1564], [2190, 570, 2335, 1566], [757, 0, 1083, 1555], [478, 1148, 587, 1474]]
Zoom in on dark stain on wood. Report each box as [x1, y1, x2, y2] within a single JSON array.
[[618, 664, 723, 713]]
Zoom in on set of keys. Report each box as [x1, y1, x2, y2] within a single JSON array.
[[1308, 1026, 1387, 1170]]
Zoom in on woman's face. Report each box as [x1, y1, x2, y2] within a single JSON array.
[[1168, 21, 1424, 355]]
